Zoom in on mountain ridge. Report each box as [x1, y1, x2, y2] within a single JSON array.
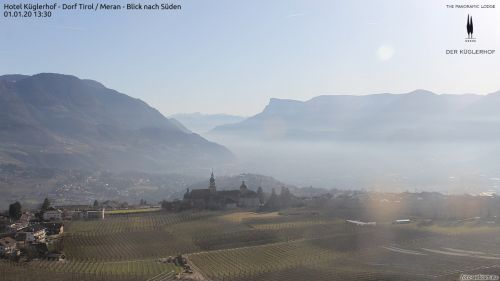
[[0, 73, 234, 173], [210, 90, 500, 141], [170, 112, 246, 134]]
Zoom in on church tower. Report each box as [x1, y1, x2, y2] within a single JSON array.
[[240, 181, 248, 193], [209, 171, 216, 193]]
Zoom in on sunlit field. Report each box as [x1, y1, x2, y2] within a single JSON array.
[[2, 209, 500, 281]]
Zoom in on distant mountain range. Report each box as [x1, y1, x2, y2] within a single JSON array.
[[211, 90, 500, 141], [170, 113, 246, 134], [0, 73, 233, 172]]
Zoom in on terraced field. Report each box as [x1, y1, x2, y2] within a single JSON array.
[[0, 259, 177, 281], [187, 212, 500, 281], [2, 209, 500, 281], [1, 211, 218, 281], [189, 238, 347, 280]]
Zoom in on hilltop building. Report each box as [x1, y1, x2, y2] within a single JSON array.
[[183, 172, 261, 210], [41, 222, 64, 236], [0, 237, 17, 256], [73, 209, 105, 220], [42, 208, 63, 221], [15, 225, 46, 245]]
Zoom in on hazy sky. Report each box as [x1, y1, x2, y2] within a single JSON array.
[[1, 0, 499, 116]]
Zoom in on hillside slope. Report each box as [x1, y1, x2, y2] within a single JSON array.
[[0, 73, 234, 172]]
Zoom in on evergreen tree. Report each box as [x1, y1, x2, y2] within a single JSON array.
[[280, 186, 292, 207], [160, 200, 168, 209], [263, 188, 280, 210], [257, 186, 264, 204], [9, 201, 22, 220], [93, 200, 99, 208], [41, 197, 51, 211]]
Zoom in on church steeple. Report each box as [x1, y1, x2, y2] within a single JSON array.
[[240, 180, 248, 193], [209, 170, 216, 193]]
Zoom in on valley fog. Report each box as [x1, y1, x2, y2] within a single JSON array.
[[208, 135, 500, 194]]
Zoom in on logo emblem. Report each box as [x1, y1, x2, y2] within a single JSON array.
[[466, 14, 476, 42]]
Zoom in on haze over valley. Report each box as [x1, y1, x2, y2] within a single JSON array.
[[1, 73, 500, 208], [206, 90, 500, 194], [169, 113, 245, 134]]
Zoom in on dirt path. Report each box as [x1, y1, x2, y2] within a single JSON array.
[[422, 248, 500, 260], [382, 246, 427, 255], [183, 256, 212, 281]]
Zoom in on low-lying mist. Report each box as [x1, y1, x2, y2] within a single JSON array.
[[207, 135, 500, 194]]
